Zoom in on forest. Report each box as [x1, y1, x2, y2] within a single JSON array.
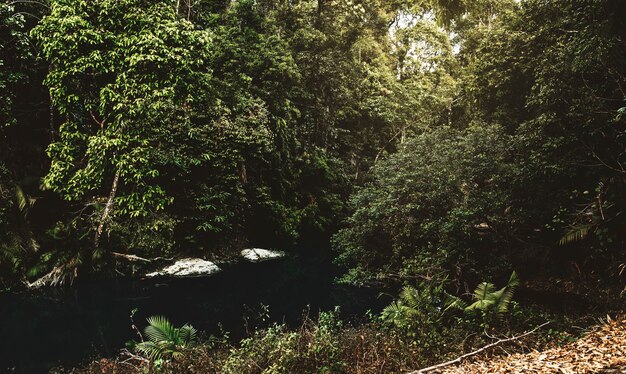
[[1, 0, 625, 372]]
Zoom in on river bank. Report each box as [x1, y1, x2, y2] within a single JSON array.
[[0, 250, 390, 372]]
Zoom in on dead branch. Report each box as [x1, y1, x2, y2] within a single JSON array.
[[408, 321, 551, 374], [119, 348, 150, 365], [25, 264, 72, 289], [110, 252, 173, 263]]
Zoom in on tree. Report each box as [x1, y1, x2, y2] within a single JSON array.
[[462, 0, 626, 275], [336, 0, 626, 285], [333, 125, 516, 282]]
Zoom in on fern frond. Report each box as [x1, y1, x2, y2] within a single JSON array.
[[400, 285, 421, 310], [473, 282, 495, 302], [443, 292, 466, 312], [559, 225, 591, 245], [495, 271, 519, 314], [381, 301, 406, 326]]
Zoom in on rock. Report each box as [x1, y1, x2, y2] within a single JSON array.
[[241, 248, 285, 263], [146, 258, 221, 278]]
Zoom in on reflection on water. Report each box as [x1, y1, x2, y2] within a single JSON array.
[[0, 250, 389, 373]]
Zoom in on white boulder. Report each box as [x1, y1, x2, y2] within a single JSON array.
[[146, 258, 221, 278], [241, 248, 285, 263]]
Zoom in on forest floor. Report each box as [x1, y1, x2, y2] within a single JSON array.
[[438, 317, 626, 374]]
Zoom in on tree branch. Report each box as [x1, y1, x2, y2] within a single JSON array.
[[95, 171, 120, 248], [408, 321, 551, 374]]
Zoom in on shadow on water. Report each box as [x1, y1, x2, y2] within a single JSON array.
[[0, 249, 391, 373]]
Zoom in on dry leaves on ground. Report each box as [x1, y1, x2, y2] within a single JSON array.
[[439, 318, 626, 374]]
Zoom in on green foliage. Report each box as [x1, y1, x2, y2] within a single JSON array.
[[222, 308, 345, 374], [459, 271, 519, 316], [0, 0, 624, 292], [0, 165, 39, 285], [0, 3, 31, 130], [333, 125, 515, 280], [33, 0, 212, 218], [468, 0, 626, 275], [381, 280, 448, 331], [336, 0, 626, 286], [382, 272, 520, 335], [133, 316, 197, 361]]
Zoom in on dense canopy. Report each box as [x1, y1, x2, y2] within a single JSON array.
[[0, 0, 624, 295]]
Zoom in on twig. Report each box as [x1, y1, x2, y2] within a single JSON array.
[[408, 321, 551, 374], [129, 310, 144, 342], [120, 348, 149, 365]]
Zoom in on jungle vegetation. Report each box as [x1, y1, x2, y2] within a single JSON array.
[[2, 0, 623, 290], [2, 0, 626, 372]]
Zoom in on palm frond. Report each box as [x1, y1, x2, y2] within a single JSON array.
[[145, 315, 178, 344], [382, 301, 406, 326], [135, 316, 197, 362], [465, 298, 493, 312], [382, 301, 402, 318], [15, 185, 35, 218], [179, 324, 197, 346], [559, 225, 592, 245], [464, 272, 519, 316], [507, 271, 520, 289], [135, 341, 164, 361], [495, 271, 519, 314]]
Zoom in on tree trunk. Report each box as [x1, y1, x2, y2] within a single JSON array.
[[49, 64, 56, 142], [94, 171, 120, 248]]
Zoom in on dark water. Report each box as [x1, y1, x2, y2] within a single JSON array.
[[0, 251, 390, 373]]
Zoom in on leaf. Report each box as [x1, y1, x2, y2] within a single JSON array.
[[179, 324, 197, 346], [145, 315, 178, 344], [559, 225, 592, 245], [443, 292, 467, 312]]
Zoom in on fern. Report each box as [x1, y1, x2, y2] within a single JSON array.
[[495, 271, 519, 314], [466, 282, 497, 312], [443, 292, 467, 312], [15, 185, 35, 219], [465, 271, 519, 316], [559, 225, 592, 245], [381, 301, 407, 327]]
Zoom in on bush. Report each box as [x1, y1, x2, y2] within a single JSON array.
[[222, 308, 344, 374], [333, 125, 516, 283]]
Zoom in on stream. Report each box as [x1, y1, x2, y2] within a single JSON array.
[[0, 249, 390, 373]]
